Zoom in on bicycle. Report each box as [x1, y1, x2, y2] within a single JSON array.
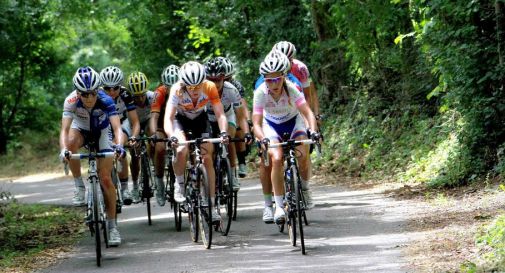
[[162, 138, 182, 232], [213, 140, 234, 236], [131, 136, 155, 225], [263, 136, 321, 255], [173, 136, 223, 249], [64, 148, 116, 267]]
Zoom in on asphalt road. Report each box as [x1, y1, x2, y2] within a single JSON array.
[[0, 174, 410, 273]]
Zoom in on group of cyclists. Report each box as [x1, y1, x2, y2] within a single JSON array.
[[59, 40, 322, 248]]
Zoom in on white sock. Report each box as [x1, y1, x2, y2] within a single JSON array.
[[74, 177, 84, 189], [264, 193, 273, 207], [108, 219, 116, 229], [132, 179, 139, 189], [301, 179, 310, 191], [274, 195, 284, 208], [176, 175, 184, 185]]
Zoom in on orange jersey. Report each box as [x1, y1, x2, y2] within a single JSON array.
[[168, 80, 221, 120]]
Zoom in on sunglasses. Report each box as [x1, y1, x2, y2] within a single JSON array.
[[264, 76, 283, 84], [80, 91, 98, 98], [186, 83, 203, 92], [104, 86, 120, 92]]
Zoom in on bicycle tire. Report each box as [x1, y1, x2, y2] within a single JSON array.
[[99, 185, 109, 249], [217, 157, 233, 236], [197, 165, 212, 249], [232, 191, 238, 221], [112, 168, 122, 214], [141, 154, 152, 225], [166, 157, 181, 231], [92, 177, 102, 267], [188, 178, 199, 242], [293, 166, 306, 254], [287, 167, 297, 247]]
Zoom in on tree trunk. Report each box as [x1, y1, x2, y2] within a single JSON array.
[[310, 0, 350, 108], [496, 1, 505, 88]]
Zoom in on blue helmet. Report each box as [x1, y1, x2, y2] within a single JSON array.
[[73, 66, 100, 92]]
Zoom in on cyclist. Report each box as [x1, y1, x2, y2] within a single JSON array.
[[221, 57, 251, 178], [164, 61, 229, 223], [252, 55, 320, 224], [59, 66, 125, 246], [127, 72, 154, 204], [273, 41, 321, 118], [150, 64, 179, 206], [205, 57, 252, 191], [100, 66, 140, 206], [254, 50, 302, 91]]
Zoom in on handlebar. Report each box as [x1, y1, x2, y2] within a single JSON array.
[[259, 139, 322, 167]]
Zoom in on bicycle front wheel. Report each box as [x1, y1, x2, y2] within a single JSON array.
[[166, 158, 181, 231], [188, 182, 199, 242], [293, 165, 306, 254], [287, 167, 297, 247], [216, 158, 233, 236], [197, 165, 212, 249], [141, 154, 152, 225], [91, 178, 102, 266]]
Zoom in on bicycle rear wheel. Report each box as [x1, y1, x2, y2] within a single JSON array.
[[197, 165, 212, 249], [91, 178, 102, 267], [216, 158, 233, 236]]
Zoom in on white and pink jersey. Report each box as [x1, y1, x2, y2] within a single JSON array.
[[290, 59, 311, 89], [253, 80, 306, 124]]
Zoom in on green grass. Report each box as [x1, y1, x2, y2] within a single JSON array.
[[0, 201, 83, 271]]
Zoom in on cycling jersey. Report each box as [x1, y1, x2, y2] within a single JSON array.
[[151, 84, 169, 130], [62, 90, 118, 131], [135, 91, 155, 124], [290, 59, 310, 88], [228, 78, 245, 97], [253, 81, 306, 124], [206, 81, 241, 123], [254, 73, 302, 91], [168, 80, 221, 120], [112, 87, 136, 122]]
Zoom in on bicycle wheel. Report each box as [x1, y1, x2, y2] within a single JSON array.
[[91, 178, 102, 267], [166, 157, 181, 231], [232, 191, 238, 221], [216, 158, 233, 236], [197, 165, 212, 249], [188, 181, 199, 242], [141, 154, 152, 225], [112, 167, 122, 214], [99, 186, 109, 249], [286, 168, 297, 247], [292, 166, 306, 254]]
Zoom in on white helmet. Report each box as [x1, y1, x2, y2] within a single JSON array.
[[73, 66, 101, 92], [161, 65, 180, 86], [273, 41, 296, 59], [99, 66, 124, 87], [259, 54, 288, 75], [220, 57, 235, 77], [266, 50, 291, 73], [179, 61, 206, 86]]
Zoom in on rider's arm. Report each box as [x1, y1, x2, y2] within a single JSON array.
[[302, 86, 312, 111], [252, 113, 264, 140], [163, 102, 177, 138], [213, 101, 228, 134], [110, 115, 124, 145], [127, 109, 141, 137], [60, 117, 72, 150], [310, 81, 320, 117], [236, 105, 249, 134], [150, 112, 159, 135], [240, 98, 251, 121], [298, 102, 318, 133]]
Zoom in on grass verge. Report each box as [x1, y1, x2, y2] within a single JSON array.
[[0, 201, 83, 272]]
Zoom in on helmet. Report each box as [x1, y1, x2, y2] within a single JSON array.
[[273, 41, 296, 60], [161, 65, 180, 86], [128, 72, 149, 95], [205, 58, 224, 78], [259, 54, 288, 75], [220, 57, 235, 77], [73, 66, 101, 92], [99, 66, 124, 87], [179, 61, 206, 86], [266, 50, 291, 72]]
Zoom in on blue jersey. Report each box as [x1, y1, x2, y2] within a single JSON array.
[[254, 73, 302, 91], [63, 90, 118, 131]]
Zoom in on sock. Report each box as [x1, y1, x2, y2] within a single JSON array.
[[120, 178, 128, 191], [274, 195, 284, 208], [74, 177, 85, 189], [176, 175, 184, 185], [264, 193, 273, 207], [211, 196, 216, 207], [132, 179, 139, 190], [301, 179, 310, 191], [232, 167, 237, 178], [156, 176, 164, 185], [237, 151, 246, 165], [108, 219, 116, 229]]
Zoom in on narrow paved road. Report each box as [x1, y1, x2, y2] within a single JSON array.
[[1, 174, 410, 273]]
